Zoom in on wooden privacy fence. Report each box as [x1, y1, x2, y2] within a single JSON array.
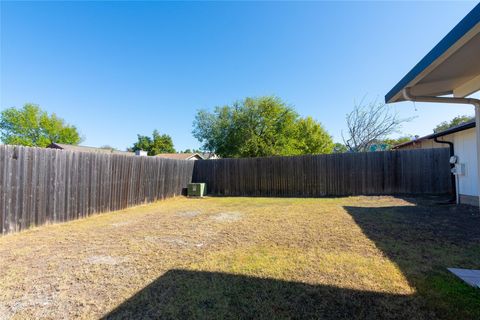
[[0, 146, 451, 235], [192, 148, 452, 197], [0, 145, 194, 234]]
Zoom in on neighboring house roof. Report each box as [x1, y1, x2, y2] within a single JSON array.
[[200, 153, 220, 159], [47, 143, 134, 156], [385, 4, 480, 103], [392, 120, 475, 149], [155, 153, 204, 160]]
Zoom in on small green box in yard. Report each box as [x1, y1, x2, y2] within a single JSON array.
[[188, 183, 206, 197]]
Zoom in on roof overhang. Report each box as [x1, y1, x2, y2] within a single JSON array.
[[385, 4, 480, 103]]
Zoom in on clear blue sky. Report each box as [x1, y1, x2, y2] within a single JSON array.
[[1, 1, 478, 151]]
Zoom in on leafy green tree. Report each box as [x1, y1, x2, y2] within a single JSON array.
[[181, 148, 202, 154], [294, 117, 333, 154], [381, 136, 413, 149], [193, 96, 333, 158], [131, 130, 175, 156], [333, 143, 348, 153], [100, 145, 116, 151], [0, 103, 82, 147], [433, 115, 474, 133]]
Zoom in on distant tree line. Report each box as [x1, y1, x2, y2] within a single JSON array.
[[3, 100, 469, 157], [433, 115, 473, 133], [182, 149, 203, 154]]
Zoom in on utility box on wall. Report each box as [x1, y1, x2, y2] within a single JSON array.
[[188, 183, 206, 197]]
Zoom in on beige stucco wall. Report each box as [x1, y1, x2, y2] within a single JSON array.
[[396, 136, 451, 150]]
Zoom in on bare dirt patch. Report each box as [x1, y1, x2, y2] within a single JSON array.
[[85, 255, 128, 266], [110, 221, 131, 227], [211, 211, 243, 222], [0, 303, 13, 320], [145, 236, 205, 248], [176, 211, 201, 218]]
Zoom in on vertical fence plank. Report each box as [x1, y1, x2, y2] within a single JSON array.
[[0, 146, 5, 233]]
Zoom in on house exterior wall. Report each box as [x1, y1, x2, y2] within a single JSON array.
[[394, 128, 478, 206], [452, 128, 478, 203], [396, 138, 450, 150]]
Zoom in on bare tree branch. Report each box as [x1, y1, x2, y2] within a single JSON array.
[[342, 100, 414, 152]]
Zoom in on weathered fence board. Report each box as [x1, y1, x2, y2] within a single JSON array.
[[192, 148, 452, 197], [0, 145, 194, 235]]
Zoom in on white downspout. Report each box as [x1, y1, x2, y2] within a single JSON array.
[[402, 88, 480, 207]]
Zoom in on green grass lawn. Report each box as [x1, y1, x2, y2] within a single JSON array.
[[0, 196, 479, 319]]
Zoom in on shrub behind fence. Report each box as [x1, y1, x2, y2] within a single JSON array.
[[192, 148, 452, 197], [0, 145, 194, 234]]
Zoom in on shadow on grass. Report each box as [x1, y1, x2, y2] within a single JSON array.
[[103, 269, 421, 320], [344, 200, 480, 320], [101, 197, 480, 320]]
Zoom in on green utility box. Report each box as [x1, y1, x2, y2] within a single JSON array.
[[188, 183, 206, 197]]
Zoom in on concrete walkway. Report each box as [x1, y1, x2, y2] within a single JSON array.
[[448, 268, 480, 288]]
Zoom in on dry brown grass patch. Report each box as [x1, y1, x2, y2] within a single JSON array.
[[0, 196, 478, 319]]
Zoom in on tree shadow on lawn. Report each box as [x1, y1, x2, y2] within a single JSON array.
[[103, 269, 425, 320], [344, 199, 480, 320]]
